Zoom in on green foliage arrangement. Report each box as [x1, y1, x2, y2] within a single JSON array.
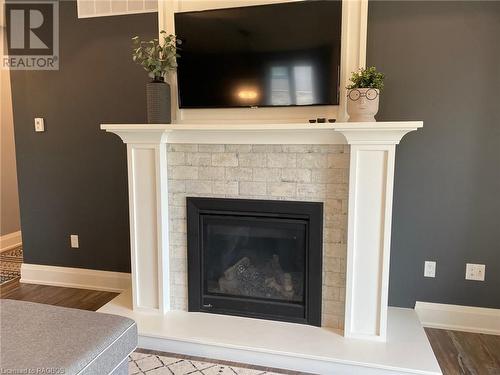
[[132, 31, 180, 81], [347, 66, 385, 91]]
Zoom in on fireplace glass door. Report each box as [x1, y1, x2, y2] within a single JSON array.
[[187, 197, 323, 326], [204, 216, 306, 303]]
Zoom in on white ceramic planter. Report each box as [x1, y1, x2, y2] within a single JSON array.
[[347, 88, 380, 122]]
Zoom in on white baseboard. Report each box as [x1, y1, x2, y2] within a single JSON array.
[[0, 231, 22, 252], [415, 301, 500, 335], [20, 263, 131, 293]]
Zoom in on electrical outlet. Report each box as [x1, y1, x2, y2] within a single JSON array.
[[70, 234, 79, 248], [34, 118, 45, 132], [424, 261, 436, 278], [465, 263, 485, 281]]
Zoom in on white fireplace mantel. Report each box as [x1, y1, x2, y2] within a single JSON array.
[[101, 121, 422, 145], [101, 121, 423, 342]]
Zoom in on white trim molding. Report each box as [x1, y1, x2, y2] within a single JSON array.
[[101, 121, 423, 344], [415, 301, 500, 336], [340, 123, 423, 341], [101, 122, 422, 145], [20, 264, 131, 293], [158, 0, 368, 123], [0, 231, 22, 252], [126, 141, 171, 314]]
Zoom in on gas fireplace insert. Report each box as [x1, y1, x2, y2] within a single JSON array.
[[187, 197, 323, 326]]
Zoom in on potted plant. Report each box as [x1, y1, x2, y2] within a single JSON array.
[[346, 66, 385, 122], [132, 31, 180, 124]]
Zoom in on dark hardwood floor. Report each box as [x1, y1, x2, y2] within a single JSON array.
[[0, 279, 118, 311], [2, 280, 499, 375], [425, 328, 500, 375]]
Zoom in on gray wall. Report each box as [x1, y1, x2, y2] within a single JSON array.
[[1, 29, 21, 236], [368, 1, 500, 309], [10, 1, 157, 272], [10, 1, 499, 309]]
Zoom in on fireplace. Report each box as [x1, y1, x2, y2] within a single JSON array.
[[187, 197, 323, 326]]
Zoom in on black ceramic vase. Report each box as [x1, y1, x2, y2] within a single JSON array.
[[146, 77, 171, 124]]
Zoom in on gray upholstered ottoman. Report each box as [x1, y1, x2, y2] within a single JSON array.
[[0, 299, 137, 375]]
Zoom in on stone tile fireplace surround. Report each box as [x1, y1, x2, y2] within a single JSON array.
[[101, 122, 424, 342], [167, 143, 350, 329], [98, 123, 445, 374]]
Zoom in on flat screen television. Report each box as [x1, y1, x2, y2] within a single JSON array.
[[174, 1, 342, 109]]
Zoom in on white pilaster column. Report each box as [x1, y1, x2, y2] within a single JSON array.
[[336, 123, 422, 341], [104, 125, 172, 314]]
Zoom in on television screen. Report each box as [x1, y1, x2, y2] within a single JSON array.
[[174, 1, 342, 109]]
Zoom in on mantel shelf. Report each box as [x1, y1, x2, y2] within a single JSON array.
[[100, 121, 423, 145]]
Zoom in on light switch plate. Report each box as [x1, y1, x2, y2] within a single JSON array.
[[465, 263, 485, 281], [34, 118, 45, 132], [70, 234, 79, 248], [424, 261, 436, 278]]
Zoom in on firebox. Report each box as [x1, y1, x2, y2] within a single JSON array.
[[187, 197, 323, 326]]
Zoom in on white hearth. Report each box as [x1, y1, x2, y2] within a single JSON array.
[[99, 122, 441, 374]]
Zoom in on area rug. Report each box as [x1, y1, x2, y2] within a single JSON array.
[[129, 351, 295, 375], [0, 246, 23, 285]]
